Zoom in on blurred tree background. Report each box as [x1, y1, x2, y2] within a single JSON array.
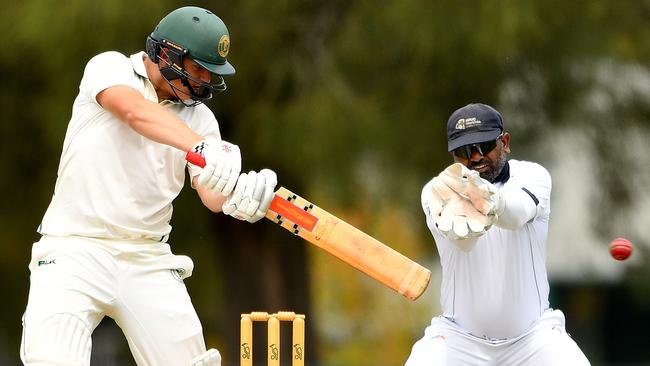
[[1, 0, 649, 365]]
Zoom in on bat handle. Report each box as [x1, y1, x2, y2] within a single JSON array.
[[186, 151, 206, 168]]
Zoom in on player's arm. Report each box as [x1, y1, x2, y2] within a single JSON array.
[[193, 175, 227, 213], [97, 85, 203, 151], [493, 165, 551, 229], [491, 186, 537, 230], [97, 85, 242, 196]]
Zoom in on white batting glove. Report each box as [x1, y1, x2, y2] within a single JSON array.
[[192, 139, 242, 196], [222, 169, 278, 223], [438, 163, 500, 215]]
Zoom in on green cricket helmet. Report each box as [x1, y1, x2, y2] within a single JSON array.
[[146, 7, 235, 105]]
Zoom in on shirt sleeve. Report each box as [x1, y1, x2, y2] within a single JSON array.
[[496, 162, 552, 229], [79, 51, 140, 104]]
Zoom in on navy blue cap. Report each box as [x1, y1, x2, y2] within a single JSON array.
[[446, 103, 504, 152]]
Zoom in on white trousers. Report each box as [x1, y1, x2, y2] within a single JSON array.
[[21, 235, 206, 366], [405, 309, 590, 366]]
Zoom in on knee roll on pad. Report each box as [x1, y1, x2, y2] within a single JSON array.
[[190, 348, 222, 366], [22, 313, 92, 366]]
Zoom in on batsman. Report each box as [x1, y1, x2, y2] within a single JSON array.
[[20, 7, 277, 366], [405, 103, 590, 365]]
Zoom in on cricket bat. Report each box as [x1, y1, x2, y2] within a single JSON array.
[[187, 152, 431, 300]]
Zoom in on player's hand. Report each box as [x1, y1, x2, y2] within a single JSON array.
[[192, 139, 242, 196], [438, 163, 500, 215], [222, 169, 278, 223], [422, 177, 494, 240]]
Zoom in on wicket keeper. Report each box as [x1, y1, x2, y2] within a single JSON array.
[[405, 103, 590, 365]]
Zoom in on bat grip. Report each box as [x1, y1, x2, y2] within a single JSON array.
[[186, 151, 206, 168]]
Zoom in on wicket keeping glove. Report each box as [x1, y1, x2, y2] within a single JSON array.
[[422, 177, 494, 240], [438, 163, 503, 216], [193, 139, 242, 196], [436, 193, 494, 239], [223, 169, 278, 223]]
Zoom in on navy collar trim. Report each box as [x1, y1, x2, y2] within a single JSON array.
[[492, 161, 510, 184]]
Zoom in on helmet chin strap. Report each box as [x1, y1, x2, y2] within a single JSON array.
[[180, 77, 212, 104], [173, 77, 206, 107], [157, 57, 216, 106], [175, 75, 227, 106], [160, 71, 202, 107]]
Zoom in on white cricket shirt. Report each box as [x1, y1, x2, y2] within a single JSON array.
[[39, 51, 220, 242], [423, 159, 552, 340]]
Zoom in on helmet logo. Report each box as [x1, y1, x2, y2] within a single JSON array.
[[218, 35, 230, 58]]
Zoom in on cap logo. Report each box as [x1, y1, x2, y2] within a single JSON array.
[[217, 35, 230, 58], [455, 117, 482, 130]]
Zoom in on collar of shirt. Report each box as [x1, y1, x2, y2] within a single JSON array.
[[130, 51, 176, 105], [492, 160, 510, 184], [130, 52, 148, 78]]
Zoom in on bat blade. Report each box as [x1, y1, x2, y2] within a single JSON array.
[[267, 187, 431, 301], [185, 151, 431, 300]]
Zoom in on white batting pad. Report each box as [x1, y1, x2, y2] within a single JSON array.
[[21, 313, 92, 366]]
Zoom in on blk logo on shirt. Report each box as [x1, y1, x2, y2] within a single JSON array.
[[38, 259, 56, 266]]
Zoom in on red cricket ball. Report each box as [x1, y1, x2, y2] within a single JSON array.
[[609, 237, 633, 261]]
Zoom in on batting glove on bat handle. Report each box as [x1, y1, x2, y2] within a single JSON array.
[[222, 169, 278, 223], [187, 151, 278, 222], [187, 140, 241, 197]]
